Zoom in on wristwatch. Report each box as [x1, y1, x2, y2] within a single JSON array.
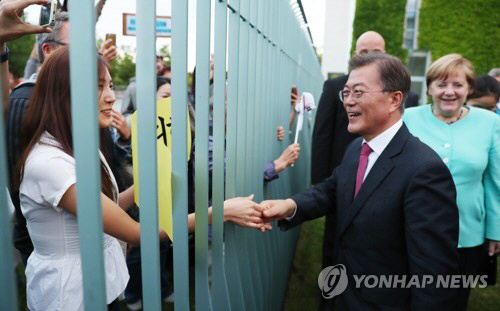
[[0, 46, 9, 63]]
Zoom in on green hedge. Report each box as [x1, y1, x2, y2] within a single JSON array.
[[418, 0, 500, 75], [351, 0, 408, 61], [8, 34, 35, 79]]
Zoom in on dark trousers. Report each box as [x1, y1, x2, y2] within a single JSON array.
[[124, 240, 172, 303], [455, 245, 483, 311], [108, 298, 121, 311]]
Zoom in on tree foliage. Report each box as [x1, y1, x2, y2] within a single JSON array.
[[350, 0, 407, 61], [418, 0, 500, 75], [8, 35, 36, 79], [109, 50, 136, 87], [351, 0, 499, 75], [158, 45, 171, 67]]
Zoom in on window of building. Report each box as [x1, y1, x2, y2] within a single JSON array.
[[403, 0, 421, 50], [408, 50, 432, 105]]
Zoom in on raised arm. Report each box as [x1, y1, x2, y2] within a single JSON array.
[[0, 0, 52, 117]]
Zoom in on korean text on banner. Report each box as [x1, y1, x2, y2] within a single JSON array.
[[131, 97, 191, 241]]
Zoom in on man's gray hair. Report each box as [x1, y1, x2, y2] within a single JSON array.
[[348, 52, 411, 113], [37, 12, 69, 63], [488, 68, 500, 79]]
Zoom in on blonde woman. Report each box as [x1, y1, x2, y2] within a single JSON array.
[[404, 54, 499, 310]]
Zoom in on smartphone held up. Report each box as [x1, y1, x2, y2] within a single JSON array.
[[39, 0, 57, 27], [105, 33, 116, 47]]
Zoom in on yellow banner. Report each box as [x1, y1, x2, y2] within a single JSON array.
[[131, 97, 191, 242]]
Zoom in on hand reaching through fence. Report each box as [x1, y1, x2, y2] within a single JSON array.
[[274, 143, 300, 173], [277, 126, 284, 141], [1, 0, 52, 117], [222, 194, 272, 231]]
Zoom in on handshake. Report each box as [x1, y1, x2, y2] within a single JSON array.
[[223, 195, 298, 232]]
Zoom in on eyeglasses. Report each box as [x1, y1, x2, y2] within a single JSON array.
[[45, 39, 69, 46], [339, 89, 389, 102]]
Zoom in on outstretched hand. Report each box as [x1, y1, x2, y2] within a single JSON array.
[[260, 199, 297, 228], [0, 0, 52, 45], [224, 194, 272, 232]]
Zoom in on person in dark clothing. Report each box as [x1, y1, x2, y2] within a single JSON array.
[[7, 80, 36, 264], [311, 31, 419, 310]]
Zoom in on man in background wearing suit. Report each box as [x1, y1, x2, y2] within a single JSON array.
[[311, 31, 419, 309], [262, 53, 459, 311]]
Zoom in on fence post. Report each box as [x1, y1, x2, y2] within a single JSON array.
[[135, 0, 163, 309], [211, 0, 231, 307], [0, 63, 18, 311], [68, 1, 106, 309], [171, 0, 191, 309]]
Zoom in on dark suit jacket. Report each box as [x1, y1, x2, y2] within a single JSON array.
[[311, 75, 356, 185], [282, 124, 459, 311], [405, 91, 420, 108]]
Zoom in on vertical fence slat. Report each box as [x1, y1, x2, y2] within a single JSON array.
[[211, 0, 231, 308], [171, 0, 191, 309], [253, 0, 267, 309], [0, 67, 18, 311], [135, 0, 162, 310], [245, 2, 265, 309], [233, 0, 259, 309], [67, 2, 107, 310], [224, 1, 248, 310], [194, 0, 213, 309], [259, 2, 273, 309], [272, 1, 284, 309]]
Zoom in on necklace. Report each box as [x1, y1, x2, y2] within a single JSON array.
[[431, 105, 464, 125]]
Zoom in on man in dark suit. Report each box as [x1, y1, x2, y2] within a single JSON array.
[[312, 32, 419, 309], [262, 53, 459, 310]]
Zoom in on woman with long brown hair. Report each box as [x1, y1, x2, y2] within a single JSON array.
[[17, 47, 268, 311]]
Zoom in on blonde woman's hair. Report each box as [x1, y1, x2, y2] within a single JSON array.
[[426, 54, 475, 90]]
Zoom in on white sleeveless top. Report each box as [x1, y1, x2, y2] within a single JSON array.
[[20, 132, 129, 311]]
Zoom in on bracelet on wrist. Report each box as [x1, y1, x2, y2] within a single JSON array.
[[0, 45, 9, 63]]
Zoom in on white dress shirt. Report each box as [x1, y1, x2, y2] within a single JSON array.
[[362, 118, 403, 181]]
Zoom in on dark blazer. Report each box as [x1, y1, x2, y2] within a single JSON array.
[[311, 75, 356, 185], [405, 91, 420, 108], [7, 81, 36, 260], [282, 124, 459, 311]]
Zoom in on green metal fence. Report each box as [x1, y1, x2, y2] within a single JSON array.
[[0, 0, 323, 310]]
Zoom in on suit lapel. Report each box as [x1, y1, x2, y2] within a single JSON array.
[[338, 124, 410, 236], [344, 143, 360, 200]]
